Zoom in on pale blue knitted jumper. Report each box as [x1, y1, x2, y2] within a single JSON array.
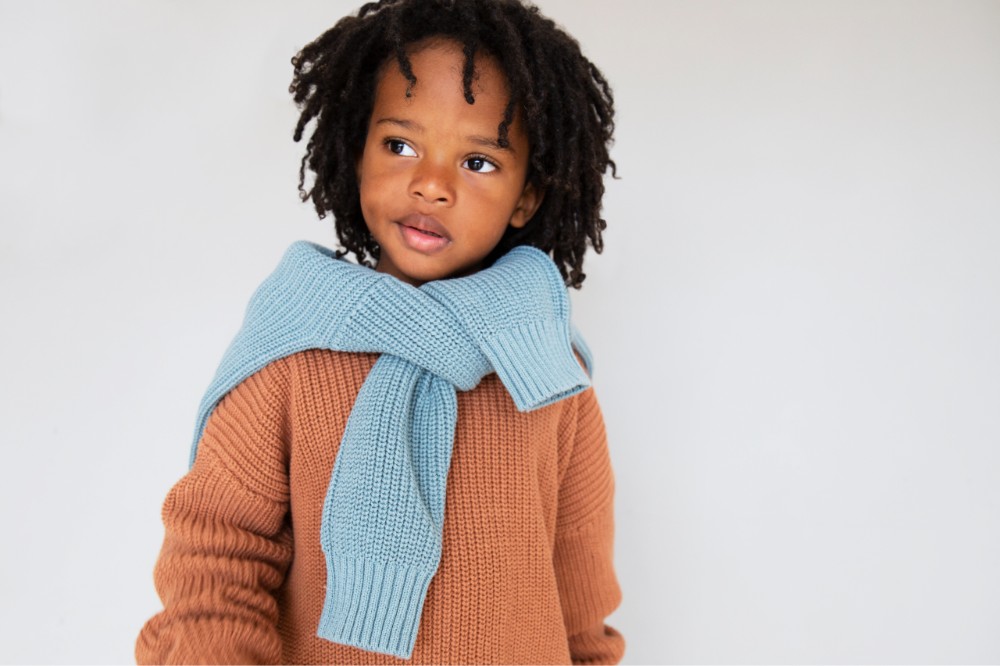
[[189, 241, 592, 659]]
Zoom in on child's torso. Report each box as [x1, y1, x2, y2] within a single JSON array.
[[275, 348, 578, 664]]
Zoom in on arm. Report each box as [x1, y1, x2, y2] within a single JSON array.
[[136, 357, 295, 665], [553, 386, 625, 665]]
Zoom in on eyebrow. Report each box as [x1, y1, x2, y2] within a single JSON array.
[[375, 117, 515, 154]]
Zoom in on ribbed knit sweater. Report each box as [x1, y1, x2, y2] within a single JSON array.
[[136, 348, 624, 664], [179, 241, 596, 658]]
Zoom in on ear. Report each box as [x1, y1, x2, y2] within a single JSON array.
[[508, 182, 544, 229]]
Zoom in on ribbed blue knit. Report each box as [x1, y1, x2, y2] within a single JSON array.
[[188, 241, 592, 659]]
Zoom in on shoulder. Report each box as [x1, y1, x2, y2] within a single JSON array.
[[211, 349, 379, 427], [281, 348, 379, 373], [282, 349, 379, 391], [241, 349, 379, 386], [199, 349, 379, 465], [256, 348, 378, 416]]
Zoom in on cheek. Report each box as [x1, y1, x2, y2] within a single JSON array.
[[357, 156, 382, 212], [358, 184, 379, 231], [356, 170, 377, 230], [357, 148, 395, 193], [356, 136, 385, 188], [356, 145, 372, 188]]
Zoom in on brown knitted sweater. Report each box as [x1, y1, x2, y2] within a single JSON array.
[[136, 348, 623, 664]]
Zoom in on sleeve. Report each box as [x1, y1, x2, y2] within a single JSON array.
[[135, 357, 295, 665], [553, 386, 626, 665]]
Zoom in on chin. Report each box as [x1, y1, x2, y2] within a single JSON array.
[[389, 260, 454, 286]]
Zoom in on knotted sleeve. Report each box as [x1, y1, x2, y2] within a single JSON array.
[[136, 357, 294, 665], [553, 387, 625, 665], [421, 246, 591, 411]]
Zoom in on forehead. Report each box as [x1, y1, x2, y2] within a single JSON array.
[[370, 38, 517, 131]]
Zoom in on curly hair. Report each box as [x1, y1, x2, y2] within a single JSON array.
[[289, 0, 615, 288]]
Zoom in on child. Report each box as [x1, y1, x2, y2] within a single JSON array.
[[136, 0, 622, 663]]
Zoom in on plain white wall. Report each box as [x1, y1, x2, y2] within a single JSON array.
[[2, 0, 999, 663]]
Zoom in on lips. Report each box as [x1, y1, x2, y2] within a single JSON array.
[[395, 213, 452, 254], [397, 213, 452, 240]]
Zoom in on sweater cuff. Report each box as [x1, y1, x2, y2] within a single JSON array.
[[317, 554, 436, 659], [482, 319, 591, 412]]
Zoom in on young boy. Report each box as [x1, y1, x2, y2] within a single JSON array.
[[136, 1, 622, 663]]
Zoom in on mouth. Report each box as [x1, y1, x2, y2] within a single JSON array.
[[407, 226, 444, 239], [395, 213, 452, 253], [398, 213, 451, 240]]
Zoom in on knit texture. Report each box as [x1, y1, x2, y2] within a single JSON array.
[[186, 241, 593, 658], [136, 350, 624, 664]]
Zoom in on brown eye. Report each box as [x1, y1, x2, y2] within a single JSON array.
[[464, 156, 496, 173], [386, 139, 416, 156]]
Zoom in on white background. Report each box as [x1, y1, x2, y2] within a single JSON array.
[[2, 0, 999, 663]]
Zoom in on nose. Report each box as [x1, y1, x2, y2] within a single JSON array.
[[409, 160, 455, 206]]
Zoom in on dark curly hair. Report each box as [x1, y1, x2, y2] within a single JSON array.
[[289, 0, 615, 288]]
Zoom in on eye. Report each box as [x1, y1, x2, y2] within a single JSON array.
[[464, 156, 497, 173], [385, 139, 416, 157]]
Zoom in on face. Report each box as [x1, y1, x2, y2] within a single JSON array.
[[356, 39, 541, 286]]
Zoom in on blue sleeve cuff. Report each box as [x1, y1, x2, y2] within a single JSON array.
[[317, 554, 437, 660], [481, 319, 591, 412]]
